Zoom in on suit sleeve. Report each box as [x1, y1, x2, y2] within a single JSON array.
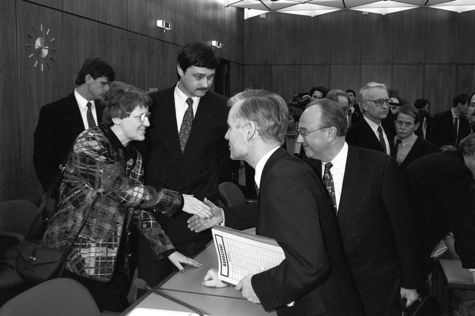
[[382, 158, 421, 289], [251, 168, 330, 311], [223, 203, 259, 230]]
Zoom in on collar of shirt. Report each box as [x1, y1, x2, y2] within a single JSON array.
[[321, 142, 348, 211], [400, 133, 417, 147], [74, 89, 96, 129], [451, 108, 459, 119], [254, 146, 280, 189], [174, 83, 200, 130]]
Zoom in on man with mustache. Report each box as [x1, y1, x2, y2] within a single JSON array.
[[137, 42, 232, 291]]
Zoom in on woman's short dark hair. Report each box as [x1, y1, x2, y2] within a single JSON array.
[[75, 58, 115, 85], [102, 82, 151, 125], [396, 105, 422, 124], [177, 42, 220, 72]]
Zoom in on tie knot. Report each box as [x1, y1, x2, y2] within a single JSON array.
[[186, 98, 193, 108], [324, 162, 333, 171], [377, 125, 383, 133], [86, 102, 92, 109]]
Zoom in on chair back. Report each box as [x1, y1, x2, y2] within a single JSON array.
[[0, 200, 38, 236], [0, 278, 101, 316], [218, 182, 246, 207]]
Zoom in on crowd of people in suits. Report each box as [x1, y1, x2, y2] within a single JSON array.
[[29, 39, 475, 316]]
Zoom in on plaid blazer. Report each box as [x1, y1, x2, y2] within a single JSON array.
[[42, 125, 183, 282]]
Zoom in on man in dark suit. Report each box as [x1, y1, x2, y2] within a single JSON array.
[[430, 92, 471, 151], [405, 133, 475, 283], [137, 42, 232, 288], [33, 58, 115, 191], [347, 82, 395, 155], [298, 98, 420, 316], [188, 90, 363, 316], [414, 98, 432, 140]]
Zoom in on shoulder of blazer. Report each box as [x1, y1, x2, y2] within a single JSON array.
[[41, 93, 77, 112], [150, 87, 174, 105]]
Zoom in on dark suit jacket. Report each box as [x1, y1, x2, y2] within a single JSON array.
[[142, 87, 231, 245], [311, 146, 420, 315], [225, 148, 363, 316], [33, 93, 103, 191], [415, 116, 432, 140], [429, 110, 471, 147], [405, 151, 475, 278], [394, 137, 440, 170], [347, 117, 395, 155]]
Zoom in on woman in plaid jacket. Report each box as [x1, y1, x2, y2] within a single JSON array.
[[42, 82, 211, 311]]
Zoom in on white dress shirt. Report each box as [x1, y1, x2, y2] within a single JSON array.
[[254, 146, 280, 189], [74, 89, 97, 129], [320, 142, 348, 212], [363, 115, 390, 155], [174, 84, 200, 131]]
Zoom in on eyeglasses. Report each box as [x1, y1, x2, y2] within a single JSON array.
[[126, 112, 151, 122], [296, 126, 329, 137], [367, 98, 389, 107]]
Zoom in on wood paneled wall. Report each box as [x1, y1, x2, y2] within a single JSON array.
[[243, 8, 475, 113], [1, 0, 243, 202]]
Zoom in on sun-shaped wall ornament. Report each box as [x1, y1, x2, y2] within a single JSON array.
[[26, 24, 56, 72]]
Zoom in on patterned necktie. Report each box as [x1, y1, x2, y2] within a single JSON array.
[[323, 162, 337, 212], [86, 102, 96, 128], [453, 117, 459, 146], [377, 125, 387, 154], [179, 98, 194, 152]]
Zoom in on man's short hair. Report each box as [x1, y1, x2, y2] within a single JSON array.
[[346, 89, 356, 95], [460, 133, 475, 157], [397, 105, 422, 124], [228, 89, 288, 144], [75, 58, 115, 85], [177, 42, 220, 72], [414, 98, 430, 109], [359, 82, 387, 103], [102, 81, 151, 125], [326, 89, 349, 103], [453, 93, 469, 107], [309, 86, 329, 98], [307, 98, 348, 137]]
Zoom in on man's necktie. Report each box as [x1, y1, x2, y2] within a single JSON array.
[[323, 162, 337, 212], [86, 102, 96, 128], [377, 125, 387, 154], [179, 98, 194, 152], [453, 117, 459, 146], [422, 118, 427, 139]]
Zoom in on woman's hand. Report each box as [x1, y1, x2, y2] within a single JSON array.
[[182, 194, 212, 218], [168, 251, 202, 272]]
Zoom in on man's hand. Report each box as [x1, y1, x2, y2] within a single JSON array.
[[236, 274, 260, 304], [182, 194, 212, 218], [202, 268, 227, 288], [168, 251, 202, 272], [400, 288, 419, 307], [187, 198, 224, 232]]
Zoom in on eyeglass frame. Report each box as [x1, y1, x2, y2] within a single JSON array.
[[126, 111, 151, 122], [296, 126, 330, 137], [366, 98, 390, 108]]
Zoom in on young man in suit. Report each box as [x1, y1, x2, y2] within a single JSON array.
[[137, 42, 232, 288], [430, 92, 471, 151], [346, 82, 395, 155], [298, 98, 420, 316], [188, 89, 363, 316], [414, 98, 432, 140], [33, 58, 115, 191]]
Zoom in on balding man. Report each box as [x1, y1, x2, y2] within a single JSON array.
[[298, 98, 420, 316], [347, 82, 395, 155]]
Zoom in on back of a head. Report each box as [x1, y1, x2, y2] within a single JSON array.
[[75, 57, 115, 85], [102, 81, 151, 125], [326, 89, 349, 103], [306, 98, 348, 137], [228, 89, 288, 144], [453, 92, 468, 107], [177, 42, 220, 72], [414, 98, 430, 109]]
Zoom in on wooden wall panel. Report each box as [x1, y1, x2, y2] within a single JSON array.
[[424, 65, 457, 113], [300, 65, 331, 93], [424, 8, 458, 64], [272, 66, 301, 102], [330, 10, 362, 64], [360, 65, 391, 89], [144, 0, 163, 40], [63, 0, 98, 20], [0, 0, 20, 200], [17, 1, 63, 200], [28, 0, 61, 9], [330, 65, 361, 92], [392, 65, 424, 107], [99, 0, 127, 28], [229, 62, 244, 96], [124, 33, 148, 89], [62, 14, 99, 87], [143, 38, 164, 90], [244, 65, 272, 90], [98, 24, 128, 81], [361, 13, 393, 64], [223, 7, 243, 64], [271, 13, 301, 65], [456, 65, 475, 95], [244, 14, 273, 64], [392, 8, 425, 64], [161, 43, 181, 88], [457, 11, 475, 64], [300, 14, 332, 65], [127, 0, 147, 34]]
